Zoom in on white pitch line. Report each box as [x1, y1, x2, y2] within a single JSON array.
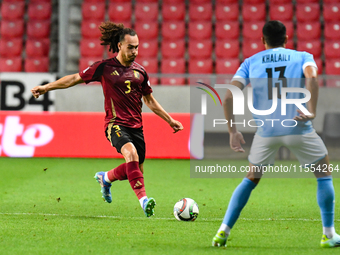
[[0, 212, 338, 222]]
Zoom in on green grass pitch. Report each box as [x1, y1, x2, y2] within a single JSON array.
[[1, 157, 340, 255]]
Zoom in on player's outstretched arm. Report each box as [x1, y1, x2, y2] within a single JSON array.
[[143, 93, 183, 133], [31, 73, 84, 99], [224, 80, 246, 152]]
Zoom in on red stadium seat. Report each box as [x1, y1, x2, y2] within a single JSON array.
[[28, 2, 52, 20], [24, 57, 49, 72], [162, 0, 183, 3], [215, 3, 239, 21], [27, 20, 50, 39], [162, 3, 186, 21], [323, 4, 340, 22], [81, 2, 105, 21], [134, 22, 158, 40], [81, 20, 103, 39], [242, 3, 266, 21], [296, 22, 321, 40], [136, 57, 158, 73], [188, 21, 212, 40], [324, 0, 340, 3], [2, 0, 25, 2], [295, 0, 319, 3], [80, 38, 104, 57], [243, 0, 266, 3], [242, 21, 265, 39], [0, 20, 24, 38], [135, 3, 158, 21], [0, 38, 23, 57], [161, 21, 185, 40], [324, 22, 340, 40], [26, 38, 50, 57], [108, 3, 132, 22], [215, 58, 240, 74], [190, 0, 211, 3], [242, 40, 265, 58], [215, 21, 240, 39], [325, 59, 340, 75], [215, 39, 240, 59], [29, 0, 51, 2], [189, 3, 212, 21], [161, 40, 185, 58], [314, 58, 323, 75], [188, 40, 213, 59], [79, 57, 100, 72], [285, 40, 294, 50], [296, 3, 320, 22], [161, 58, 186, 85], [269, 4, 293, 21], [188, 59, 213, 74], [297, 40, 322, 58], [216, 0, 240, 3], [269, 0, 292, 3], [284, 21, 294, 39], [137, 39, 159, 58], [324, 41, 340, 59], [0, 57, 22, 72], [135, 0, 158, 2], [1, 2, 25, 20]]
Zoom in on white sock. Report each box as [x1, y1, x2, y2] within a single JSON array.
[[218, 223, 231, 236], [139, 196, 148, 208], [324, 227, 335, 238], [104, 172, 112, 183]]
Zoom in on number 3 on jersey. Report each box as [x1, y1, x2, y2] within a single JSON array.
[[266, 66, 287, 100], [125, 80, 131, 94]]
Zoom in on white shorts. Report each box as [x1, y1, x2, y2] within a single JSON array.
[[248, 130, 328, 166]]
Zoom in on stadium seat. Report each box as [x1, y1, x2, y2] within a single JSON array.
[[86, 0, 105, 2], [242, 3, 266, 21], [27, 20, 51, 39], [189, 3, 213, 21], [29, 0, 51, 2], [81, 2, 106, 21], [242, 21, 265, 39], [215, 21, 240, 39], [162, 3, 186, 21], [243, 0, 266, 3], [215, 39, 240, 59], [1, 2, 25, 20], [297, 40, 322, 58], [137, 39, 159, 58], [296, 3, 320, 22], [188, 40, 213, 59], [325, 59, 340, 75], [0, 38, 23, 57], [215, 3, 239, 21], [296, 22, 321, 40], [323, 3, 340, 22], [190, 0, 211, 3], [188, 21, 212, 40], [26, 38, 50, 57], [80, 38, 104, 58], [314, 58, 323, 75], [161, 40, 185, 58], [24, 57, 49, 72], [2, 0, 25, 2], [268, 0, 292, 3], [28, 2, 52, 20], [215, 58, 240, 74], [0, 20, 25, 38], [108, 3, 132, 22], [161, 58, 186, 85], [285, 40, 294, 50], [216, 0, 240, 3], [135, 0, 158, 2], [188, 59, 213, 74], [324, 0, 340, 3], [79, 57, 99, 72], [161, 21, 185, 40], [136, 57, 158, 73], [162, 0, 183, 3], [269, 3, 293, 21], [284, 21, 294, 39], [135, 3, 158, 21], [81, 20, 104, 39], [0, 57, 22, 72], [324, 22, 340, 40], [295, 0, 319, 3], [134, 22, 158, 40], [324, 41, 340, 59], [242, 40, 265, 58]]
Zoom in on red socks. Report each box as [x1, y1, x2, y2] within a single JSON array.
[[107, 161, 146, 200]]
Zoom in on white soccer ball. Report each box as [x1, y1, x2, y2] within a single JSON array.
[[173, 198, 199, 221]]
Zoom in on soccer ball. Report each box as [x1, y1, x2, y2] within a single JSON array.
[[173, 198, 199, 221]]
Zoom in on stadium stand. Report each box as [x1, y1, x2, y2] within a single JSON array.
[[215, 2, 239, 21], [269, 3, 293, 21], [162, 3, 186, 21], [108, 3, 132, 22]]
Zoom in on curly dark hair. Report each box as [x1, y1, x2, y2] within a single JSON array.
[[99, 21, 137, 53]]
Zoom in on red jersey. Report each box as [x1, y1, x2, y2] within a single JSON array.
[[79, 57, 153, 129]]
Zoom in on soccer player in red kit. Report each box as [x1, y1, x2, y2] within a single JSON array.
[[31, 21, 183, 217]]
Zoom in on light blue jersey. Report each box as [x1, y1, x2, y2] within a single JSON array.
[[232, 47, 316, 137]]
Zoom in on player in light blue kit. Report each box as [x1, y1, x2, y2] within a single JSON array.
[[212, 21, 340, 248]]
